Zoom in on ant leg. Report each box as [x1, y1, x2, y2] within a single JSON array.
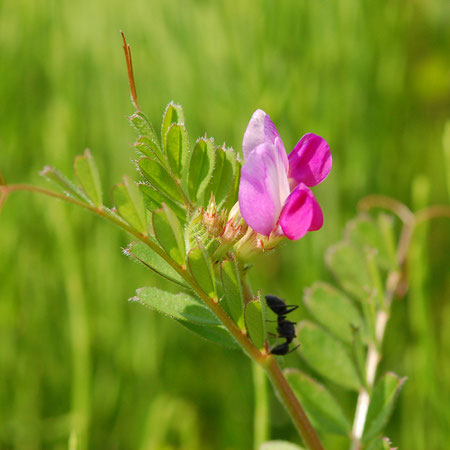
[[287, 345, 300, 354]]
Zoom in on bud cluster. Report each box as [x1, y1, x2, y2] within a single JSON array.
[[199, 198, 285, 261]]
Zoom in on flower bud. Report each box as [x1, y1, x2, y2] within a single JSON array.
[[234, 228, 284, 261], [220, 202, 248, 244], [202, 194, 221, 237]]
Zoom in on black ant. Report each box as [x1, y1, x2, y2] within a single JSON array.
[[265, 295, 299, 355]]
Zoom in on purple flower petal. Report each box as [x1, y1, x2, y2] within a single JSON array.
[[242, 110, 287, 169], [239, 142, 290, 236], [279, 184, 323, 240], [288, 133, 332, 187]]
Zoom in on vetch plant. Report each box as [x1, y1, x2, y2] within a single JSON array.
[[1, 34, 449, 450]]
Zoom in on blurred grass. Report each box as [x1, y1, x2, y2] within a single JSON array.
[[0, 0, 449, 448]]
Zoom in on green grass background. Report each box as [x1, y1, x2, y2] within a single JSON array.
[[0, 0, 449, 448]]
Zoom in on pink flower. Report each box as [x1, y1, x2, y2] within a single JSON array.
[[238, 110, 331, 240]]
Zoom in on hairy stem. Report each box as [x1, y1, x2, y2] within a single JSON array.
[[266, 359, 324, 450]]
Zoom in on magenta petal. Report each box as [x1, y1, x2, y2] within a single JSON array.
[[308, 195, 324, 231], [239, 143, 290, 236], [279, 184, 323, 240], [288, 133, 332, 187]]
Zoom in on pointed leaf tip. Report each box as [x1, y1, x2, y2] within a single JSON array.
[[125, 241, 188, 287], [41, 166, 88, 202], [74, 149, 103, 207]]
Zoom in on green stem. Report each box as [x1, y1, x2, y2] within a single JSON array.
[[252, 362, 269, 450], [2, 183, 324, 450], [266, 359, 324, 450]]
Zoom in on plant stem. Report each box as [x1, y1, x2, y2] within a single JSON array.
[[266, 358, 325, 450], [350, 214, 413, 449], [252, 362, 269, 450], [350, 309, 389, 450], [2, 183, 324, 450]]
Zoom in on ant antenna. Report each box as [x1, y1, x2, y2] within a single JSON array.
[[121, 31, 141, 111]]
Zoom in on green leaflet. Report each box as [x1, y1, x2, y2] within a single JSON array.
[[41, 166, 88, 202], [161, 102, 185, 148], [345, 213, 397, 271], [129, 111, 160, 149], [138, 156, 185, 205], [134, 286, 218, 326], [297, 321, 360, 391], [135, 135, 167, 167], [185, 137, 215, 207], [284, 369, 351, 435], [124, 241, 188, 288], [165, 123, 189, 180], [152, 204, 185, 266], [73, 149, 103, 207], [139, 183, 186, 222], [304, 282, 366, 344], [325, 241, 372, 302], [220, 258, 245, 330], [187, 243, 216, 299], [363, 372, 406, 442], [113, 175, 147, 234], [245, 295, 266, 350], [207, 146, 237, 209]]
